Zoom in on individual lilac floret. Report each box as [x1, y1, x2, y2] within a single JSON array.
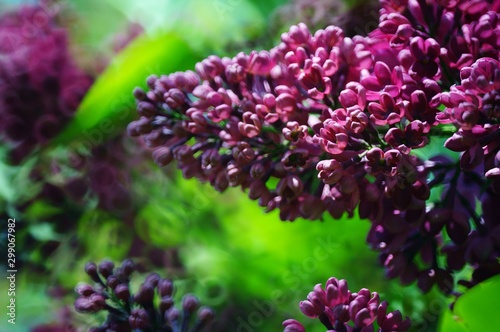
[[74, 259, 215, 332], [283, 277, 411, 332]]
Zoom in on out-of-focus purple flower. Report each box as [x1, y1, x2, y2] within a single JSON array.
[[0, 5, 92, 164]]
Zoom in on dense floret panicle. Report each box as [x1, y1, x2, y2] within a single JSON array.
[[0, 5, 92, 164], [75, 259, 214, 332], [129, 0, 500, 292], [362, 0, 500, 291], [128, 23, 375, 221], [282, 277, 411, 332]]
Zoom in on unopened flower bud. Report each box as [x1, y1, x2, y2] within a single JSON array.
[[98, 260, 114, 279], [84, 262, 100, 283], [120, 259, 135, 277], [74, 293, 106, 313], [144, 273, 160, 287], [158, 278, 174, 297], [166, 308, 180, 324], [135, 284, 155, 305], [152, 147, 173, 167], [133, 87, 147, 100], [197, 306, 215, 323], [159, 296, 174, 314], [114, 284, 130, 301], [282, 319, 305, 332], [106, 276, 119, 290], [129, 308, 150, 329], [75, 283, 95, 296], [182, 294, 200, 313]]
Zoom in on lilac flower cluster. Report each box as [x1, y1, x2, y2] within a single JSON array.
[[282, 277, 411, 332], [361, 0, 500, 291], [75, 259, 215, 332], [128, 23, 374, 221], [129, 0, 500, 292], [0, 5, 92, 164]]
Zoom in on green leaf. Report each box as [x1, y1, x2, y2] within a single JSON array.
[[0, 153, 40, 203], [24, 201, 61, 221], [28, 223, 61, 242], [77, 211, 133, 260], [438, 308, 469, 332], [249, 0, 290, 16], [68, 0, 128, 49], [51, 31, 201, 147], [103, 0, 272, 53], [135, 202, 189, 248], [453, 275, 500, 331]]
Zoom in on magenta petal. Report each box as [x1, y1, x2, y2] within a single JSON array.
[[460, 143, 484, 171], [408, 0, 427, 29], [385, 128, 404, 147], [339, 89, 358, 108], [381, 311, 403, 330], [374, 61, 391, 83], [444, 133, 469, 152], [386, 113, 402, 125], [368, 102, 385, 115], [410, 37, 425, 60], [361, 76, 382, 91], [282, 319, 306, 332], [382, 85, 400, 99], [424, 38, 440, 59], [354, 308, 374, 328], [485, 167, 500, 178], [456, 53, 474, 69], [299, 300, 320, 318]]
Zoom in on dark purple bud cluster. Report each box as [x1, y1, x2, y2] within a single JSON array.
[[0, 5, 92, 164], [282, 277, 411, 332], [129, 0, 500, 292], [75, 259, 215, 332], [359, 0, 500, 292]]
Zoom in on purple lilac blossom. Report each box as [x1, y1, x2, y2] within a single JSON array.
[[0, 5, 92, 164], [129, 0, 500, 292], [75, 259, 214, 332], [282, 277, 411, 332]]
